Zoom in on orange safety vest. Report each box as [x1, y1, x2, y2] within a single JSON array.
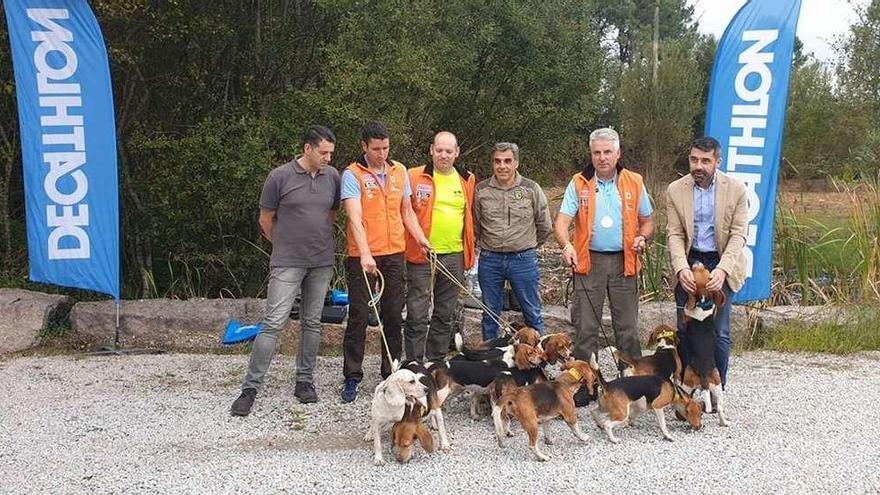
[[345, 159, 407, 257], [572, 168, 644, 276], [405, 164, 477, 269]]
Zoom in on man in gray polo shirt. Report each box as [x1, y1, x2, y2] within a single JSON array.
[[231, 126, 340, 415]]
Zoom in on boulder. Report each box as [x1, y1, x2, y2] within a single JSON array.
[[69, 298, 385, 354], [755, 305, 865, 330], [0, 288, 72, 354]]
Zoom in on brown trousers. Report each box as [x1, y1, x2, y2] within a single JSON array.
[[572, 251, 642, 366]]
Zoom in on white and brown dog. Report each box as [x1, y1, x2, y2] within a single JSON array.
[[493, 360, 597, 461], [364, 367, 429, 466], [589, 354, 702, 443], [680, 262, 730, 426]]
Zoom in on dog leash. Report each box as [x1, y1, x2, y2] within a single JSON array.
[[428, 250, 516, 337], [362, 268, 398, 372]]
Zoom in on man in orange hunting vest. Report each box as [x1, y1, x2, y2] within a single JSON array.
[[404, 131, 476, 361], [340, 121, 431, 403], [554, 127, 655, 406]]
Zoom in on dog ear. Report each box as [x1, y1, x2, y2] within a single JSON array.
[[713, 289, 726, 310], [416, 425, 435, 453]]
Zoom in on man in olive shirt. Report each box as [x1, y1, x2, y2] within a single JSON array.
[[473, 142, 553, 339], [231, 126, 340, 415]]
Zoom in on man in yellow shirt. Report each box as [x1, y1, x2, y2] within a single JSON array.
[[404, 131, 476, 361]]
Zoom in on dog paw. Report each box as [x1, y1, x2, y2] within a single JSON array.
[[663, 435, 675, 442], [373, 457, 386, 466], [535, 454, 550, 462], [543, 437, 554, 446], [440, 444, 451, 452], [505, 431, 514, 437], [609, 436, 621, 444]]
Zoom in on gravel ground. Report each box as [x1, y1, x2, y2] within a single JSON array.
[[1, 350, 879, 494]]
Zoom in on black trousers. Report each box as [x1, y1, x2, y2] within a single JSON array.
[[342, 253, 405, 381]]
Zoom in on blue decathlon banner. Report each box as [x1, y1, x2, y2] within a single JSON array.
[[4, 0, 120, 300], [704, 0, 802, 303]]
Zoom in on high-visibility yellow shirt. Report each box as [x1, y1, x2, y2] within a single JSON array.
[[429, 170, 465, 253]]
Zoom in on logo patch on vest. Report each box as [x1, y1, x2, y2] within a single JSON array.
[[416, 183, 432, 200], [513, 188, 524, 200], [579, 188, 590, 207], [363, 176, 379, 199]]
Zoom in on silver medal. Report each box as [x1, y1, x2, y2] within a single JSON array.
[[601, 215, 613, 228]]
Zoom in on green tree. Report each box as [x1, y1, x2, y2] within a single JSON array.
[[618, 40, 704, 185]]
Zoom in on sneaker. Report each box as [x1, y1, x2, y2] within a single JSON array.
[[341, 378, 359, 403], [294, 382, 318, 404], [231, 388, 257, 416]]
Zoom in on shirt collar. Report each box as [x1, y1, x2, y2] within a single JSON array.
[[292, 156, 325, 175], [596, 171, 617, 186], [489, 172, 522, 190], [692, 173, 716, 192]]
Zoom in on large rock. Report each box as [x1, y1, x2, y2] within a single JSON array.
[[755, 305, 868, 330], [66, 295, 860, 354], [0, 288, 72, 354], [69, 298, 386, 355]]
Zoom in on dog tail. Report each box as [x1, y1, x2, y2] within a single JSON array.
[[493, 394, 516, 444], [454, 332, 464, 352], [610, 347, 638, 369], [589, 352, 609, 391]]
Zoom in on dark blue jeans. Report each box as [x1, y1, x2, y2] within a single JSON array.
[[477, 249, 544, 340], [675, 250, 733, 388]]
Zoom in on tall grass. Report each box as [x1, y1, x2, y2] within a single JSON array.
[[774, 175, 880, 304]]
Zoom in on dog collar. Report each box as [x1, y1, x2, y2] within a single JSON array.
[[567, 368, 583, 382], [657, 329, 676, 341]]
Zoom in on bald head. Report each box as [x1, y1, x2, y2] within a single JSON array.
[[430, 131, 460, 174]]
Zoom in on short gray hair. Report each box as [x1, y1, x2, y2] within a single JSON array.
[[589, 128, 620, 151], [492, 142, 519, 161]]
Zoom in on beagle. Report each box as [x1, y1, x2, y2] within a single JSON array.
[[589, 355, 702, 444], [453, 326, 541, 361], [680, 262, 730, 426], [391, 402, 435, 463], [434, 343, 545, 419], [493, 360, 597, 461], [613, 325, 682, 380], [538, 332, 574, 379], [399, 360, 452, 452], [364, 368, 429, 466]]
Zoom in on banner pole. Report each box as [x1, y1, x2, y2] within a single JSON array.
[[114, 300, 120, 350]]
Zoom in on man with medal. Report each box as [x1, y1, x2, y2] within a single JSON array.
[[553, 128, 655, 405]]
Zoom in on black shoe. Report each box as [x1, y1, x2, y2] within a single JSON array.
[[231, 388, 257, 416], [294, 382, 318, 404], [573, 384, 596, 407]]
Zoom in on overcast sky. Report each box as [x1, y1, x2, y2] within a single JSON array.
[[688, 0, 865, 63]]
